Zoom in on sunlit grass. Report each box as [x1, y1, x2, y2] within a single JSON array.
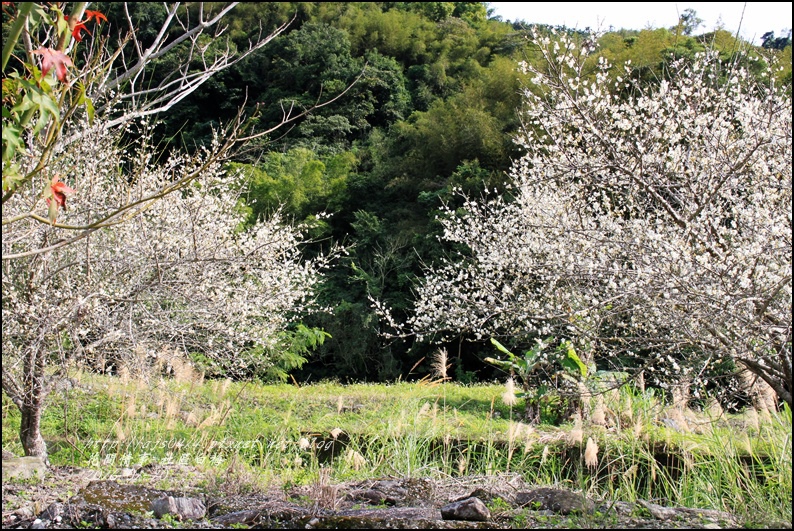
[[1, 370, 791, 526]]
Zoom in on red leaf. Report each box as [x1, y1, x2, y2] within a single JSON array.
[[31, 47, 72, 82], [84, 10, 107, 23], [45, 174, 76, 222], [51, 174, 75, 207], [64, 15, 91, 42]]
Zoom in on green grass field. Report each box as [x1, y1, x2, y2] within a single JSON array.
[[2, 369, 791, 527]]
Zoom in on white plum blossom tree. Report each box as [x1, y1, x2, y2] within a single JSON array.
[[3, 119, 337, 458], [2, 3, 348, 458], [398, 29, 792, 407]]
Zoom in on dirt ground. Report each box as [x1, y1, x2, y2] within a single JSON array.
[[2, 460, 759, 529]]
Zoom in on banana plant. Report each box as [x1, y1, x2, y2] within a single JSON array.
[[558, 339, 588, 380], [485, 337, 552, 423], [486, 337, 589, 424]]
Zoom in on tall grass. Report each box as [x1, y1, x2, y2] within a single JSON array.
[[1, 369, 790, 526]]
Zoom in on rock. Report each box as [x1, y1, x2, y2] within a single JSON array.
[[597, 500, 635, 516], [1, 456, 47, 481], [38, 502, 64, 521], [456, 488, 497, 504], [353, 478, 433, 506], [638, 500, 678, 520], [440, 497, 490, 521], [151, 495, 206, 521], [348, 488, 392, 505], [515, 487, 593, 515], [14, 506, 35, 518], [30, 518, 47, 529]]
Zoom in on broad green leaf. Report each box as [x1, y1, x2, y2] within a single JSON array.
[[490, 338, 515, 358], [1, 162, 23, 191], [483, 356, 516, 371], [2, 124, 23, 161], [74, 82, 95, 124], [560, 340, 587, 378]]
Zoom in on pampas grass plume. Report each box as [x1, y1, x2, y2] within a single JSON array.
[[502, 377, 518, 407], [584, 437, 599, 469], [432, 348, 449, 381]]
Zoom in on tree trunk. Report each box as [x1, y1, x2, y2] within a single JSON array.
[[20, 403, 47, 457], [524, 400, 540, 425], [20, 349, 48, 458]]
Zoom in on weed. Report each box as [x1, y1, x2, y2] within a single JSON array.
[[488, 496, 512, 515]]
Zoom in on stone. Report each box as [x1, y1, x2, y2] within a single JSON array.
[[440, 496, 490, 521], [1, 456, 47, 481], [348, 488, 397, 505], [638, 500, 678, 520], [151, 495, 206, 521], [515, 487, 593, 515], [39, 502, 64, 521], [455, 488, 497, 504]]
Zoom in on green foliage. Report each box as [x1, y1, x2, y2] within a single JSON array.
[[485, 337, 548, 385], [232, 147, 354, 225], [270, 324, 331, 380], [486, 338, 593, 422], [558, 340, 587, 379]]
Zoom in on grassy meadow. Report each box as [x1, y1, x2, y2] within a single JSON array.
[[2, 367, 791, 527]]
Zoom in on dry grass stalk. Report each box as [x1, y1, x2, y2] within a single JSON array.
[[507, 421, 520, 467], [164, 394, 181, 419], [184, 410, 199, 426], [432, 348, 449, 381], [584, 437, 599, 469], [541, 445, 550, 465], [577, 382, 592, 418], [457, 455, 468, 475], [633, 419, 644, 439], [667, 407, 691, 433], [114, 422, 127, 442], [591, 395, 606, 426], [118, 365, 131, 385], [672, 377, 691, 411], [336, 396, 344, 414], [502, 377, 518, 407], [345, 449, 366, 470], [524, 440, 533, 454], [569, 412, 583, 445], [741, 369, 778, 415], [706, 398, 724, 419], [620, 402, 633, 427], [210, 378, 230, 397], [124, 393, 137, 418], [168, 349, 200, 383], [316, 467, 339, 511]]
